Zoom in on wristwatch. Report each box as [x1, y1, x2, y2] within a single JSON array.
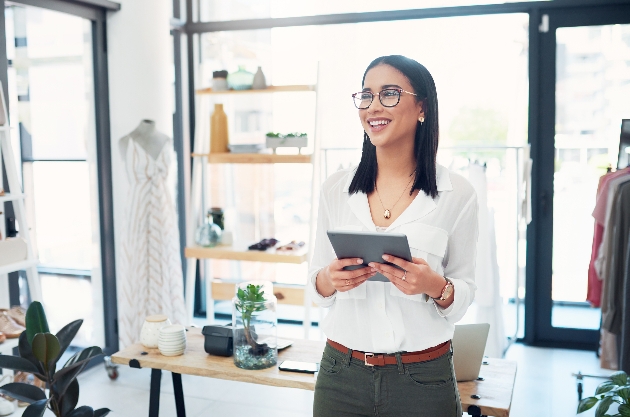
[[433, 278, 454, 301]]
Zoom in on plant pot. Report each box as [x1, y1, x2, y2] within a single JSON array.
[[265, 135, 308, 153], [232, 282, 277, 370]]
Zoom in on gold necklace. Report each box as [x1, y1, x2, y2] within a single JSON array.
[[375, 175, 415, 219]]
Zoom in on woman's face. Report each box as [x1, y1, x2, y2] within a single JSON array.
[[359, 64, 424, 149]]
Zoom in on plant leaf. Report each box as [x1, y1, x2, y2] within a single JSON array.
[[611, 371, 629, 386], [66, 406, 95, 417], [597, 381, 617, 395], [94, 408, 111, 417], [55, 319, 83, 364], [578, 397, 600, 413], [0, 382, 47, 404], [18, 332, 45, 376], [32, 333, 61, 372], [52, 363, 85, 402], [595, 395, 614, 417], [619, 404, 630, 417], [58, 378, 79, 417], [26, 302, 50, 345], [62, 346, 103, 370], [618, 387, 630, 403], [0, 354, 40, 373], [22, 399, 49, 417]]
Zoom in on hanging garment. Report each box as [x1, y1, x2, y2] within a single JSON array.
[[620, 233, 630, 373], [118, 139, 186, 348], [468, 164, 506, 358]]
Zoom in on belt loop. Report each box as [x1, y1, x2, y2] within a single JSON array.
[[395, 352, 404, 375], [344, 347, 353, 368]]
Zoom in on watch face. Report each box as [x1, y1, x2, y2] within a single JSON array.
[[443, 283, 454, 300]]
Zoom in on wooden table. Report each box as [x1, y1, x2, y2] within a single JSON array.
[[111, 328, 516, 417]]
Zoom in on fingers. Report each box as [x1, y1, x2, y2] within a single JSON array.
[[381, 254, 415, 270], [335, 269, 374, 292], [369, 262, 405, 279], [333, 257, 364, 270]]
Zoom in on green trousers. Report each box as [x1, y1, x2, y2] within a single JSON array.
[[313, 343, 462, 417]]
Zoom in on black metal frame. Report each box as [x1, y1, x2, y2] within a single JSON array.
[[0, 0, 120, 355], [527, 3, 630, 350]]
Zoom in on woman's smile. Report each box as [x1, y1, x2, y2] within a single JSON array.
[[367, 117, 392, 133]]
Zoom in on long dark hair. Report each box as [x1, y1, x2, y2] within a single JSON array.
[[348, 55, 440, 198]]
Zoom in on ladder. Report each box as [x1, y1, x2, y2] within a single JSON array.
[[0, 82, 42, 303]]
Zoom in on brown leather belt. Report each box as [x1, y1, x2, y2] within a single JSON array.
[[327, 339, 451, 367]]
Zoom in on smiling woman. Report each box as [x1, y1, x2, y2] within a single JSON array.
[[309, 55, 478, 417]]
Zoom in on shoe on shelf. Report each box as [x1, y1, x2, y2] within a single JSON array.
[[1, 306, 26, 327], [13, 372, 45, 408], [0, 313, 25, 338], [0, 396, 15, 416]]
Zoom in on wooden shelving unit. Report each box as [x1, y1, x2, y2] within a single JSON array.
[[210, 279, 314, 306], [192, 152, 311, 164], [0, 193, 24, 203], [196, 85, 316, 95], [185, 244, 308, 264]]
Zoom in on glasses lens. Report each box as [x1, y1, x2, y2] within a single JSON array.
[[380, 89, 400, 107], [353, 92, 373, 109]]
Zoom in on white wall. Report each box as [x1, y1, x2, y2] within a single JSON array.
[[106, 0, 174, 343]]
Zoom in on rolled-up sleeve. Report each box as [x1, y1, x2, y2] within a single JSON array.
[[433, 193, 479, 322], [307, 189, 337, 308]]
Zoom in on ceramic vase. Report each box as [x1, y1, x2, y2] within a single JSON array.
[[210, 103, 229, 154], [140, 315, 171, 348], [158, 324, 187, 356], [252, 67, 267, 90], [227, 66, 254, 90]]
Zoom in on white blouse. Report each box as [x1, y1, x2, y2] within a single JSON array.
[[308, 164, 479, 354]]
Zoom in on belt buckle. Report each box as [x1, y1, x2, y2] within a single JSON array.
[[364, 352, 374, 366]]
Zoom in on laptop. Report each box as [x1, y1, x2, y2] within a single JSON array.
[[452, 323, 491, 382]]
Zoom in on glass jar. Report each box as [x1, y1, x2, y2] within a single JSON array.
[[209, 207, 225, 230], [195, 212, 222, 247], [232, 281, 277, 370]]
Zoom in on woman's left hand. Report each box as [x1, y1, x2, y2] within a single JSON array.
[[369, 254, 445, 297]]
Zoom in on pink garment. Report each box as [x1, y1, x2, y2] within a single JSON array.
[[587, 222, 604, 307], [593, 168, 630, 225]]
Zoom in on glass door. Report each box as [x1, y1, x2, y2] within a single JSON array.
[[4, 4, 104, 348], [533, 5, 630, 348]]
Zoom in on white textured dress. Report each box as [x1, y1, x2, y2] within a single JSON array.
[[118, 139, 186, 347]]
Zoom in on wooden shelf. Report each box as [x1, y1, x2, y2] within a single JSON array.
[[210, 279, 315, 306], [196, 85, 316, 95], [192, 152, 311, 164], [0, 259, 37, 276], [185, 245, 308, 264], [0, 193, 24, 203]]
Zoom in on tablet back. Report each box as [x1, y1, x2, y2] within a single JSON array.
[[326, 230, 412, 282]]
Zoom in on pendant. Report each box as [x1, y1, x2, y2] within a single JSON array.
[[384, 209, 391, 219]]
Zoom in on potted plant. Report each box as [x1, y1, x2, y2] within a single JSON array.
[[0, 301, 110, 417], [577, 370, 630, 417], [265, 132, 308, 153], [232, 282, 277, 370]]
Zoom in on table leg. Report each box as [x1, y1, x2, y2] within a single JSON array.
[[149, 369, 162, 417], [172, 372, 187, 417]]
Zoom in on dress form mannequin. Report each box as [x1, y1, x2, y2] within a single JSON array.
[[119, 119, 169, 161]]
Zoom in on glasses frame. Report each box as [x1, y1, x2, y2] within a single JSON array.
[[351, 88, 418, 109]]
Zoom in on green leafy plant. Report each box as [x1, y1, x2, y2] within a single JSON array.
[[235, 284, 269, 356], [0, 301, 110, 417], [577, 371, 630, 417]]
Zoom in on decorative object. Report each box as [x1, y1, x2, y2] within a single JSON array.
[[140, 314, 171, 348], [248, 238, 278, 251], [158, 325, 186, 357], [210, 104, 229, 154], [228, 143, 265, 154], [265, 132, 308, 153], [232, 282, 277, 370], [0, 301, 111, 417], [227, 66, 254, 90], [212, 70, 229, 91], [252, 66, 267, 90], [577, 370, 630, 416], [201, 325, 233, 357], [195, 211, 222, 247], [209, 207, 225, 230]]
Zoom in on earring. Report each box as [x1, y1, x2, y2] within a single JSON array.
[[419, 116, 425, 124]]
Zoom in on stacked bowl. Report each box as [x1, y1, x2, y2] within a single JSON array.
[[158, 325, 186, 356]]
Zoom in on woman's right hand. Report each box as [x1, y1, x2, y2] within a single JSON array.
[[316, 258, 376, 297]]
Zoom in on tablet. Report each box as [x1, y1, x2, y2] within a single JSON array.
[[326, 230, 412, 282]]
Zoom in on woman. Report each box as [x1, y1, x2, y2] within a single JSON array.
[[308, 55, 478, 417]]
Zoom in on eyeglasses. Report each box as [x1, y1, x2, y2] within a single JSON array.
[[351, 88, 418, 109]]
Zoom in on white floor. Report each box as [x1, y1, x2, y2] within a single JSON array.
[[2, 329, 615, 417]]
